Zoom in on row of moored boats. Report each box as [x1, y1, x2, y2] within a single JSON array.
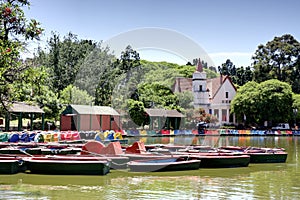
[[0, 141, 288, 175]]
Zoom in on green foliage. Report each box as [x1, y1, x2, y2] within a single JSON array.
[[231, 79, 293, 126], [127, 99, 148, 127], [143, 67, 182, 88], [0, 0, 43, 108], [141, 60, 218, 79], [231, 81, 259, 123], [218, 59, 253, 86], [138, 83, 180, 110], [292, 94, 300, 124], [60, 85, 94, 105], [10, 66, 60, 120], [75, 46, 114, 97], [43, 32, 97, 95], [175, 91, 194, 110], [95, 45, 139, 106], [252, 34, 300, 93]]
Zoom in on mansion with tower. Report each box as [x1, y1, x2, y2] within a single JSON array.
[[173, 59, 237, 126]]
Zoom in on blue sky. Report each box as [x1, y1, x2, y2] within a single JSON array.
[[24, 0, 300, 67]]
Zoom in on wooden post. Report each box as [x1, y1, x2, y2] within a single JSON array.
[[41, 113, 45, 130], [100, 115, 102, 130], [5, 112, 10, 132], [90, 114, 92, 130], [158, 117, 161, 130], [18, 112, 23, 131], [30, 113, 34, 131], [150, 117, 153, 130], [77, 114, 81, 131], [110, 116, 113, 130]]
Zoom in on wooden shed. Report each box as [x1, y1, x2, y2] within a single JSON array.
[[145, 108, 184, 130], [60, 104, 120, 131]]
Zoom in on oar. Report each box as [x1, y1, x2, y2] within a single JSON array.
[[9, 144, 34, 157], [19, 149, 34, 157]]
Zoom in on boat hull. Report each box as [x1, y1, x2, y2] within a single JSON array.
[[24, 158, 110, 175], [0, 160, 21, 174], [247, 152, 288, 163], [219, 146, 288, 163], [197, 155, 250, 168], [128, 158, 201, 172], [0, 156, 24, 174]]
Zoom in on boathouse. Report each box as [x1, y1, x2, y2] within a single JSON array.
[[145, 108, 184, 130], [60, 104, 120, 131]]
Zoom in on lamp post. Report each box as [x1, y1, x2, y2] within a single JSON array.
[[293, 108, 298, 129]]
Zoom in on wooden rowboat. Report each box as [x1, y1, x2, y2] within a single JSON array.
[[218, 146, 288, 163], [127, 156, 201, 172], [23, 156, 110, 175], [171, 152, 251, 168]]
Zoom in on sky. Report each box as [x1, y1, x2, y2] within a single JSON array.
[[23, 0, 300, 67]]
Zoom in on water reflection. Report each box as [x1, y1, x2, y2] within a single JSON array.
[[0, 136, 299, 199]]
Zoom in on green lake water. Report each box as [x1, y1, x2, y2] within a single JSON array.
[[0, 136, 299, 200]]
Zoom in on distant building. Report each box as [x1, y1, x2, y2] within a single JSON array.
[[173, 59, 237, 125]]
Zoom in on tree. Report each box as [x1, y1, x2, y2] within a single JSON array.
[[95, 45, 140, 106], [0, 0, 43, 109], [175, 91, 194, 110], [231, 81, 259, 125], [10, 65, 60, 120], [231, 79, 293, 126], [138, 83, 180, 110], [127, 99, 148, 127], [218, 59, 236, 76], [292, 94, 300, 126], [235, 66, 253, 86], [60, 85, 94, 105], [43, 32, 97, 96], [252, 34, 300, 93], [218, 59, 253, 86]]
